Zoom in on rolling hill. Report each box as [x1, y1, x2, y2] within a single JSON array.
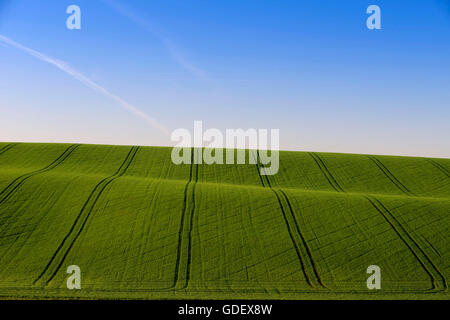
[[0, 142, 448, 299]]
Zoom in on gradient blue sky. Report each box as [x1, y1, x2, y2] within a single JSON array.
[[0, 0, 449, 157]]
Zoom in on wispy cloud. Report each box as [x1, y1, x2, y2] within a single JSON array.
[[102, 0, 207, 79], [0, 34, 169, 135]]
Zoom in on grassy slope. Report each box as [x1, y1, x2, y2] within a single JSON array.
[[0, 143, 448, 299]]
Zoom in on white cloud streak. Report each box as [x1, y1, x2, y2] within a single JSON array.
[[0, 34, 170, 135], [102, 0, 207, 79]]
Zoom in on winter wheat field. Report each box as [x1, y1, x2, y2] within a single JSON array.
[[0, 142, 448, 300]]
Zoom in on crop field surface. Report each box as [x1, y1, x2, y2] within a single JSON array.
[[0, 143, 448, 299]]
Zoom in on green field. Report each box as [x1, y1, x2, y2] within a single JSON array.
[[0, 142, 448, 299]]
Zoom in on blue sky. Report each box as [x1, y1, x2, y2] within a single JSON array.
[[0, 0, 449, 157]]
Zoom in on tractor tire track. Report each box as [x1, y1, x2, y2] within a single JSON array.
[[278, 189, 327, 288], [425, 159, 449, 178], [254, 150, 325, 288], [184, 148, 199, 289], [34, 146, 140, 286], [367, 155, 415, 196], [308, 152, 344, 192], [0, 143, 17, 156], [0, 144, 80, 207], [364, 195, 447, 292], [173, 148, 199, 290], [172, 148, 194, 288]]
